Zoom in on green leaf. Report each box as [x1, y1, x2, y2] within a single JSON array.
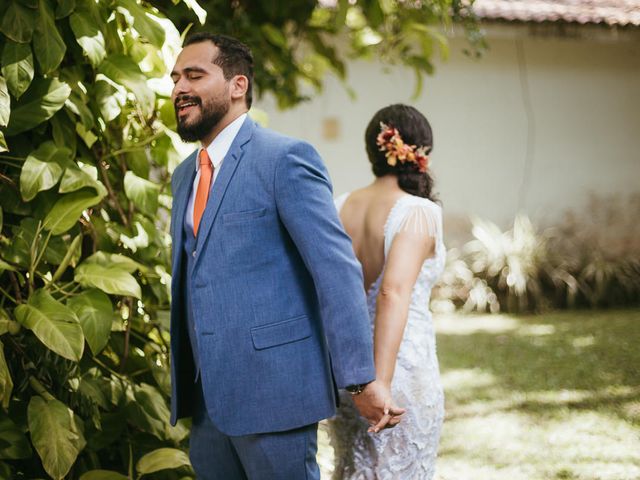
[[33, 0, 67, 74], [116, 0, 165, 48], [1, 40, 34, 99], [94, 80, 122, 122], [83, 251, 145, 273], [76, 123, 98, 148], [124, 171, 159, 216], [182, 0, 206, 24], [74, 263, 141, 299], [0, 1, 36, 43], [98, 54, 154, 116], [136, 448, 191, 475], [14, 289, 84, 361], [0, 77, 9, 128], [59, 167, 102, 194], [80, 471, 128, 480], [0, 341, 12, 410], [43, 188, 105, 235], [50, 111, 77, 156], [0, 132, 7, 153], [0, 414, 32, 459], [77, 375, 108, 409], [70, 11, 106, 68], [6, 77, 71, 136], [28, 396, 86, 480], [67, 290, 113, 356], [55, 0, 75, 18], [20, 142, 70, 201]]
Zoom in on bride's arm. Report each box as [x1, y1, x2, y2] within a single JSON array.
[[374, 221, 436, 388]]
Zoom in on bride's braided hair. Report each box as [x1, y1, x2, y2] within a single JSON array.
[[365, 104, 437, 201]]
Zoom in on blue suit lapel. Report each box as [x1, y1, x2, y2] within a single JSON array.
[[171, 150, 197, 267], [194, 116, 256, 261]]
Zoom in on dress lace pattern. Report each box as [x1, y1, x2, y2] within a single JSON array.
[[326, 193, 446, 480]]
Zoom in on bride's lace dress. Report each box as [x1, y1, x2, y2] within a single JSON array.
[[326, 193, 446, 480]]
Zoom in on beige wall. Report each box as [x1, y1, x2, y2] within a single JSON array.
[[254, 24, 640, 235]]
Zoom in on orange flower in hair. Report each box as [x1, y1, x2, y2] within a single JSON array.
[[376, 122, 430, 173]]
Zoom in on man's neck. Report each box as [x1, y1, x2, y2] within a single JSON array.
[[201, 108, 248, 147]]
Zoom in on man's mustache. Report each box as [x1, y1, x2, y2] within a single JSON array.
[[174, 95, 202, 108]]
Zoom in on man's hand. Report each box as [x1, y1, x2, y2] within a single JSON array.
[[351, 380, 406, 433]]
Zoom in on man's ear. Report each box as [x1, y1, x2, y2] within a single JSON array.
[[230, 75, 249, 102]]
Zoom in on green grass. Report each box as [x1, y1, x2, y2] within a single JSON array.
[[318, 310, 640, 479]]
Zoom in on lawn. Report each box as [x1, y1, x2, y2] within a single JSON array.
[[319, 309, 640, 479]]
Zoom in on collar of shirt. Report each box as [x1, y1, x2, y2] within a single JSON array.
[[197, 112, 248, 172]]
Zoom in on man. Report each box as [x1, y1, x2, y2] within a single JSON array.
[[169, 33, 402, 479]]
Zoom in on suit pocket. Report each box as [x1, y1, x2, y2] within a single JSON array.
[[222, 208, 267, 224], [250, 315, 311, 350]]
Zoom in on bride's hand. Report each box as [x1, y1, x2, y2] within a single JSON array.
[[352, 380, 406, 433]]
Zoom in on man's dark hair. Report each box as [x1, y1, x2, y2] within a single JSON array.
[[184, 33, 254, 108]]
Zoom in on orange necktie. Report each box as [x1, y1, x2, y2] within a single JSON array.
[[193, 149, 213, 236]]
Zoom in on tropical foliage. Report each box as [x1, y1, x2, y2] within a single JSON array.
[[0, 0, 482, 477], [434, 195, 640, 313]]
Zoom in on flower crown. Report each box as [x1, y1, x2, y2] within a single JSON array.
[[376, 122, 430, 173]]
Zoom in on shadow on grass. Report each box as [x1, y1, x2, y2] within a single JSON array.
[[436, 310, 640, 425]]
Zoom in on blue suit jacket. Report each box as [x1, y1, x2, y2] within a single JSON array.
[[169, 117, 375, 435]]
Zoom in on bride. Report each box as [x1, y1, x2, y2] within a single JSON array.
[[327, 104, 446, 479]]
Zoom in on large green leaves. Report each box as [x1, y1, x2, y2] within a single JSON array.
[[28, 396, 86, 480], [0, 76, 9, 128], [6, 77, 70, 136], [75, 252, 142, 299], [0, 341, 12, 409], [20, 142, 71, 201], [1, 40, 35, 99], [116, 0, 165, 48], [67, 290, 113, 356], [34, 0, 67, 74], [136, 448, 191, 475], [0, 414, 32, 460], [124, 171, 159, 216], [70, 11, 106, 68], [80, 471, 128, 480], [0, 1, 36, 43], [98, 54, 154, 116], [43, 187, 106, 235], [14, 289, 84, 361]]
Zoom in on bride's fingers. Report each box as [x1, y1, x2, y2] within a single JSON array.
[[388, 404, 406, 416], [369, 412, 392, 433]]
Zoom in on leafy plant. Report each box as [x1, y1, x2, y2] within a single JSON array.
[[433, 195, 640, 313]]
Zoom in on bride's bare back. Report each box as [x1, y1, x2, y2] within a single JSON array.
[[338, 177, 406, 291]]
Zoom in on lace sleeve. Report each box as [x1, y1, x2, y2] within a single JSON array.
[[385, 200, 442, 257], [397, 205, 441, 239]]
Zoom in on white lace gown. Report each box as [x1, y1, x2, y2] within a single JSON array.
[[326, 193, 446, 480]]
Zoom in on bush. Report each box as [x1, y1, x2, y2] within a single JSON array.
[[433, 195, 640, 313]]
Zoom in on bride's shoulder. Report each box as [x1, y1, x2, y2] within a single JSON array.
[[334, 191, 351, 212], [398, 194, 442, 215]]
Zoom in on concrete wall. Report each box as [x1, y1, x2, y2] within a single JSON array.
[[254, 24, 640, 236]]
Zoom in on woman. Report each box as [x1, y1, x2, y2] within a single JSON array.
[[327, 104, 446, 479]]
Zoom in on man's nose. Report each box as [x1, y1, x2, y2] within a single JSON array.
[[172, 77, 190, 98]]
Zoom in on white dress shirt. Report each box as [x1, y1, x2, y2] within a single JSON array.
[[185, 113, 248, 231]]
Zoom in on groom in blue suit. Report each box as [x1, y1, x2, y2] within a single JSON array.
[[169, 33, 397, 478]]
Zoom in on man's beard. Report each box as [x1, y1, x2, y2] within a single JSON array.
[[175, 94, 230, 143]]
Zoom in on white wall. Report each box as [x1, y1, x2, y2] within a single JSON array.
[[254, 24, 640, 236]]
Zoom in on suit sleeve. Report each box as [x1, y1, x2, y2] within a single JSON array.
[[274, 141, 376, 388]]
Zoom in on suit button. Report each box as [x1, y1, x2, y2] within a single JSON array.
[[192, 250, 196, 258]]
